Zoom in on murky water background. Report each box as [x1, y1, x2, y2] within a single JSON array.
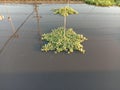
[[0, 4, 120, 90]]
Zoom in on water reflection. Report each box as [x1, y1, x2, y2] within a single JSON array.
[[4, 2, 17, 36], [0, 15, 4, 21], [0, 4, 35, 54], [34, 4, 41, 37], [0, 3, 43, 54], [0, 4, 120, 71]]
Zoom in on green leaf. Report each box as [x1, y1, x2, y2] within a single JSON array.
[[41, 27, 88, 54]]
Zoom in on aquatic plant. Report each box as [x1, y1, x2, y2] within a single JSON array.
[[116, 0, 120, 6], [53, 6, 78, 38], [41, 27, 88, 54], [53, 6, 78, 16], [85, 0, 115, 6], [41, 5, 88, 54]]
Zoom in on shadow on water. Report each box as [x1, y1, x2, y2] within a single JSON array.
[[0, 4, 42, 54]]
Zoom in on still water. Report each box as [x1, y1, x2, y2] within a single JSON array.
[[0, 4, 120, 90]]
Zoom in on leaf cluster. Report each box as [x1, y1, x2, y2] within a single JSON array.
[[41, 27, 88, 54], [85, 0, 115, 6], [53, 6, 79, 16], [116, 0, 120, 6]]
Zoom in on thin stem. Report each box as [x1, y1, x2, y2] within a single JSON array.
[[63, 6, 67, 38], [67, 0, 70, 7], [64, 15, 66, 38]]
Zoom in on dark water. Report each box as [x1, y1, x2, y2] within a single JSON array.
[[0, 71, 120, 90], [0, 4, 120, 90]]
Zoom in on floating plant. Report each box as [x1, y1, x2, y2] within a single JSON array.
[[41, 5, 88, 54]]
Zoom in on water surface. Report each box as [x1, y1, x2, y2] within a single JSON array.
[[0, 4, 120, 90]]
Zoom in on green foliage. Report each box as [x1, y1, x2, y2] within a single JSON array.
[[116, 0, 120, 6], [85, 0, 115, 6], [53, 6, 79, 16], [41, 27, 88, 54]]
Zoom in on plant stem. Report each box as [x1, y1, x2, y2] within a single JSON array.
[[63, 6, 67, 38], [67, 0, 70, 7], [64, 15, 66, 38]]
